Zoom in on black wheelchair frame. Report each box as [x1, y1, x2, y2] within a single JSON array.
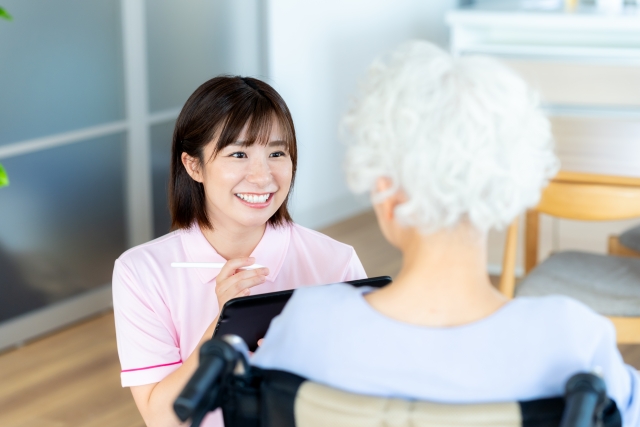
[[174, 337, 622, 427]]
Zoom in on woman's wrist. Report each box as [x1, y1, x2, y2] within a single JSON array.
[[197, 317, 219, 348]]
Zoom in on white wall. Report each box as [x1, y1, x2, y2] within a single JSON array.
[[265, 0, 457, 229], [214, 0, 265, 77]]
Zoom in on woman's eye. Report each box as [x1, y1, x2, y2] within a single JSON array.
[[270, 151, 286, 158], [230, 152, 247, 159]]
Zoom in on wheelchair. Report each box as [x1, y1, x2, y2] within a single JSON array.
[[174, 336, 622, 427]]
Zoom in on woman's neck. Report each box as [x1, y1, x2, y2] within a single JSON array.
[[200, 222, 267, 260], [365, 223, 507, 327]]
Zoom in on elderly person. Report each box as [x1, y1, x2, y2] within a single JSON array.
[[251, 41, 639, 424]]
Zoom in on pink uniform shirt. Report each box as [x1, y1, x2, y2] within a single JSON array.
[[112, 222, 366, 426]]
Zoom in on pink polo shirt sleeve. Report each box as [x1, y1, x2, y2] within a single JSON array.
[[113, 258, 183, 387], [341, 250, 367, 282]]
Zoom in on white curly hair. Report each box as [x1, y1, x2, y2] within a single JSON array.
[[342, 40, 559, 233]]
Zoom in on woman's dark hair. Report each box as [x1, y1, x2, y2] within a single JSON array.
[[169, 76, 297, 230]]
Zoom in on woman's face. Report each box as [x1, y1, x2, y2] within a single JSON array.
[[183, 120, 293, 232]]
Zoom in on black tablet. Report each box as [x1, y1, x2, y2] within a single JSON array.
[[212, 276, 392, 351]]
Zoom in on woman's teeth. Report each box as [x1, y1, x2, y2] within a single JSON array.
[[236, 193, 270, 203]]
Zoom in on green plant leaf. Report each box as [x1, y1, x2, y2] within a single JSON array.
[[0, 7, 13, 21], [0, 163, 9, 187]]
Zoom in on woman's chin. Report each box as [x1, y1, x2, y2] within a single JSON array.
[[234, 211, 279, 230], [232, 195, 284, 227]]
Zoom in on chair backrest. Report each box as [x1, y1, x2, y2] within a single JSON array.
[[223, 368, 621, 427], [176, 338, 622, 427], [293, 380, 530, 427], [535, 172, 640, 222], [499, 171, 640, 297]]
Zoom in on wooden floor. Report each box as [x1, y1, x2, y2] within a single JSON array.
[[0, 311, 143, 427], [0, 210, 638, 426]]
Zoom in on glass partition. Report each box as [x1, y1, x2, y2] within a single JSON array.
[[0, 0, 262, 349], [151, 120, 175, 238], [0, 0, 124, 145], [0, 134, 127, 322], [146, 0, 222, 113]]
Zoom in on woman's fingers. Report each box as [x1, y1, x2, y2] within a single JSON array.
[[217, 267, 269, 295], [215, 258, 270, 311], [231, 271, 268, 294], [218, 257, 256, 280], [216, 273, 265, 310]]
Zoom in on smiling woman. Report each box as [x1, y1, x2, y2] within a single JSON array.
[[111, 76, 367, 427], [171, 77, 297, 235], [200, 135, 291, 220]]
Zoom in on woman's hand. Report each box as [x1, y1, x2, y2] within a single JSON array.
[[215, 257, 269, 312], [130, 258, 268, 427]]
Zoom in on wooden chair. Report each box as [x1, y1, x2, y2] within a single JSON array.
[[498, 171, 640, 344], [609, 226, 640, 259]]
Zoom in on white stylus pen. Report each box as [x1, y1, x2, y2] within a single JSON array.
[[171, 262, 265, 270]]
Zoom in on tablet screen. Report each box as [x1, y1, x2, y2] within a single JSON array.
[[213, 276, 391, 351]]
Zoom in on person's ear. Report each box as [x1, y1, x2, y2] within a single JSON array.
[[181, 152, 204, 183], [372, 176, 406, 248], [375, 177, 398, 222]]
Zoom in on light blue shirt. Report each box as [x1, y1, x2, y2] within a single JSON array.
[[252, 284, 640, 426]]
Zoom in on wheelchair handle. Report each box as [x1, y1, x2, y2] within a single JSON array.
[[174, 338, 239, 423], [560, 373, 607, 427]]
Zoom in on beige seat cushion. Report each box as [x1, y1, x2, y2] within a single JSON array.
[[294, 381, 521, 427], [516, 251, 640, 316]]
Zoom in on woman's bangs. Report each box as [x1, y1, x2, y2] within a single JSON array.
[[266, 105, 296, 155], [245, 100, 277, 147], [212, 102, 253, 157], [213, 99, 294, 156], [246, 98, 295, 155]]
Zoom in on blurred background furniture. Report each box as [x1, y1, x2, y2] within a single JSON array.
[[610, 225, 640, 258], [500, 171, 640, 344], [447, 3, 640, 279]]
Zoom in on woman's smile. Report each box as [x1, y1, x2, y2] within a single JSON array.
[[235, 192, 275, 208]]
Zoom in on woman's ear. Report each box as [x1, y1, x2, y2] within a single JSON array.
[[375, 177, 397, 222], [373, 177, 409, 249], [181, 152, 203, 183], [373, 177, 397, 240]]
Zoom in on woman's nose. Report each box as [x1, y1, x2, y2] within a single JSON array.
[[246, 157, 272, 186]]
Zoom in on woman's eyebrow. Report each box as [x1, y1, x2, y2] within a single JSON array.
[[267, 140, 286, 147], [231, 140, 250, 147], [229, 140, 286, 147]]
